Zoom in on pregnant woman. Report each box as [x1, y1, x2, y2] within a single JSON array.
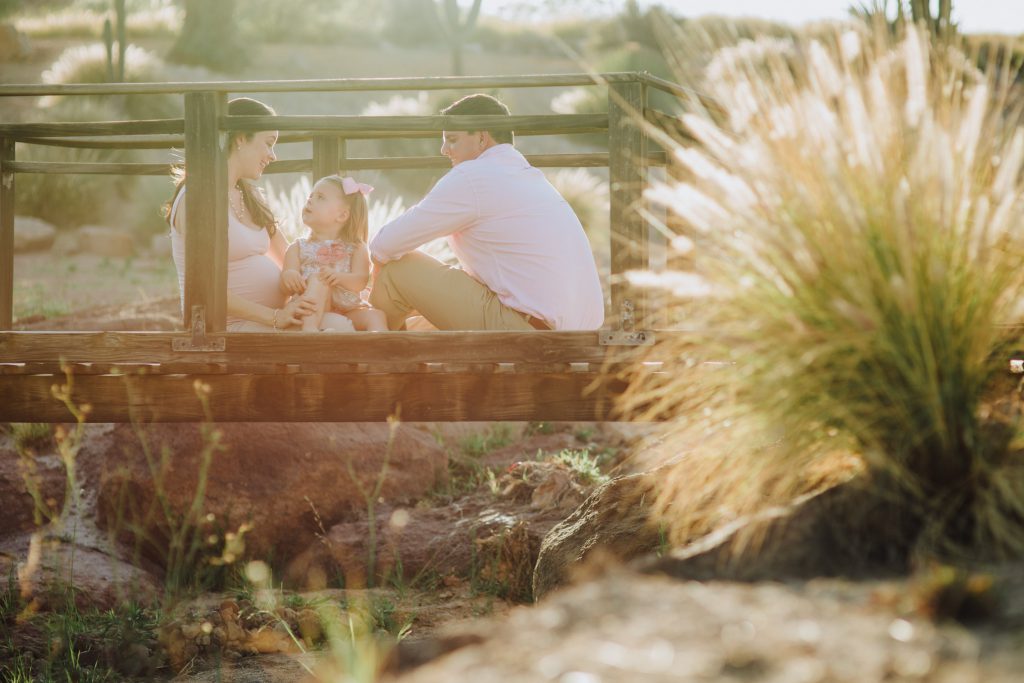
[[168, 96, 353, 332]]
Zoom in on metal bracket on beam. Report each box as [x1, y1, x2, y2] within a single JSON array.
[[599, 330, 654, 346], [599, 299, 654, 346], [172, 306, 226, 352]]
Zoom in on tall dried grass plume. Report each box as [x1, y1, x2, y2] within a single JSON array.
[[623, 24, 1024, 565]]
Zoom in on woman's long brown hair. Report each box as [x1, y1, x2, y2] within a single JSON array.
[[165, 97, 278, 236]]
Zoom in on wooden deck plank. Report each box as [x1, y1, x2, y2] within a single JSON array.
[[0, 372, 629, 422], [0, 331, 676, 365]]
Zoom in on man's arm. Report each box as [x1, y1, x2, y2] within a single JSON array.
[[369, 169, 478, 263]]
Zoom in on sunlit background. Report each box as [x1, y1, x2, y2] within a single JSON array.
[[1, 0, 1021, 324]]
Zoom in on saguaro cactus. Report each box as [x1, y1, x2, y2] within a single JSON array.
[[103, 0, 127, 81]]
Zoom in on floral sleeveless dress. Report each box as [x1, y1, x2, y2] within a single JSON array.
[[296, 238, 368, 312]]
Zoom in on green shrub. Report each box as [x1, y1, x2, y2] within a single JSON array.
[[16, 3, 180, 39], [8, 422, 53, 452], [40, 42, 181, 120], [627, 26, 1024, 560], [15, 146, 121, 229], [550, 42, 682, 122], [552, 448, 609, 486]]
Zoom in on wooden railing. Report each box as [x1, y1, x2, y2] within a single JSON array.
[[0, 72, 687, 422]]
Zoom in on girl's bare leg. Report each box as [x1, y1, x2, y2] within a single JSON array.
[[344, 308, 389, 332], [301, 277, 330, 331]]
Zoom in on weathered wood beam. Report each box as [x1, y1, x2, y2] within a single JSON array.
[[183, 92, 227, 332], [0, 331, 671, 365], [312, 136, 342, 180], [609, 81, 649, 327], [0, 371, 630, 422], [223, 114, 608, 134], [5, 153, 668, 177], [0, 138, 12, 330], [0, 72, 645, 97]]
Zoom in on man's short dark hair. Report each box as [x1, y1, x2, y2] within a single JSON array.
[[441, 93, 514, 145]]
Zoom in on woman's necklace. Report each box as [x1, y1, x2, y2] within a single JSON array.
[[229, 188, 249, 223]]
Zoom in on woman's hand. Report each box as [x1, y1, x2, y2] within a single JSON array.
[[278, 296, 315, 328], [281, 268, 306, 294]]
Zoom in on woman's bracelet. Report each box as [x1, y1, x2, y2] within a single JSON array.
[[272, 308, 281, 331]]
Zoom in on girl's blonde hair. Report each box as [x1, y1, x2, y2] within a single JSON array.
[[320, 175, 370, 244], [165, 97, 279, 236]]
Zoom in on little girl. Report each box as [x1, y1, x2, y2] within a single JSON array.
[[281, 175, 388, 332]]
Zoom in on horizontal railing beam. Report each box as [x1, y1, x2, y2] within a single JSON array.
[[0, 119, 183, 138], [13, 133, 313, 149], [223, 114, 608, 134], [4, 152, 668, 176], [0, 72, 648, 97]]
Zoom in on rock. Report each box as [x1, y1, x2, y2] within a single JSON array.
[[533, 470, 663, 600], [13, 216, 56, 253], [640, 478, 916, 583], [95, 423, 449, 570], [0, 530, 162, 612], [0, 24, 31, 61], [170, 653, 320, 682], [0, 439, 65, 540], [51, 230, 81, 256], [77, 225, 136, 258], [385, 569, 1015, 683]]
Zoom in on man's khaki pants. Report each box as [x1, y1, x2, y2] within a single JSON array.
[[369, 251, 535, 331]]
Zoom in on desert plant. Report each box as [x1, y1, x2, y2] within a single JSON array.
[[8, 422, 53, 452], [551, 448, 609, 487], [40, 42, 181, 119], [16, 4, 180, 39], [359, 92, 446, 197], [623, 25, 1024, 562]]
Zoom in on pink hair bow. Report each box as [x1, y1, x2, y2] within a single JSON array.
[[340, 176, 374, 196]]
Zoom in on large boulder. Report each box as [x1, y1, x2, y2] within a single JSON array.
[[13, 216, 56, 253], [0, 530, 162, 612], [533, 469, 663, 600], [94, 423, 449, 570], [387, 569, 1019, 682], [0, 435, 65, 541]]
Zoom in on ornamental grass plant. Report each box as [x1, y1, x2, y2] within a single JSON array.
[[622, 24, 1024, 564]]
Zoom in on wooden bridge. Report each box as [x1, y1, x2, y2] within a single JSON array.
[[0, 72, 687, 422]]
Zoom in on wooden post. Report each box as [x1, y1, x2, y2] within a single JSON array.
[[608, 79, 648, 328], [312, 136, 341, 179], [183, 92, 228, 331], [0, 138, 14, 330]]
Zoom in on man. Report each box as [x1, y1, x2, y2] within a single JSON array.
[[368, 93, 604, 331]]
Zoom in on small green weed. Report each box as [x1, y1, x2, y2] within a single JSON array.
[[573, 426, 596, 443], [3, 586, 161, 682], [552, 449, 609, 486], [8, 422, 52, 453], [460, 423, 514, 457], [13, 283, 71, 321], [526, 421, 556, 436]]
